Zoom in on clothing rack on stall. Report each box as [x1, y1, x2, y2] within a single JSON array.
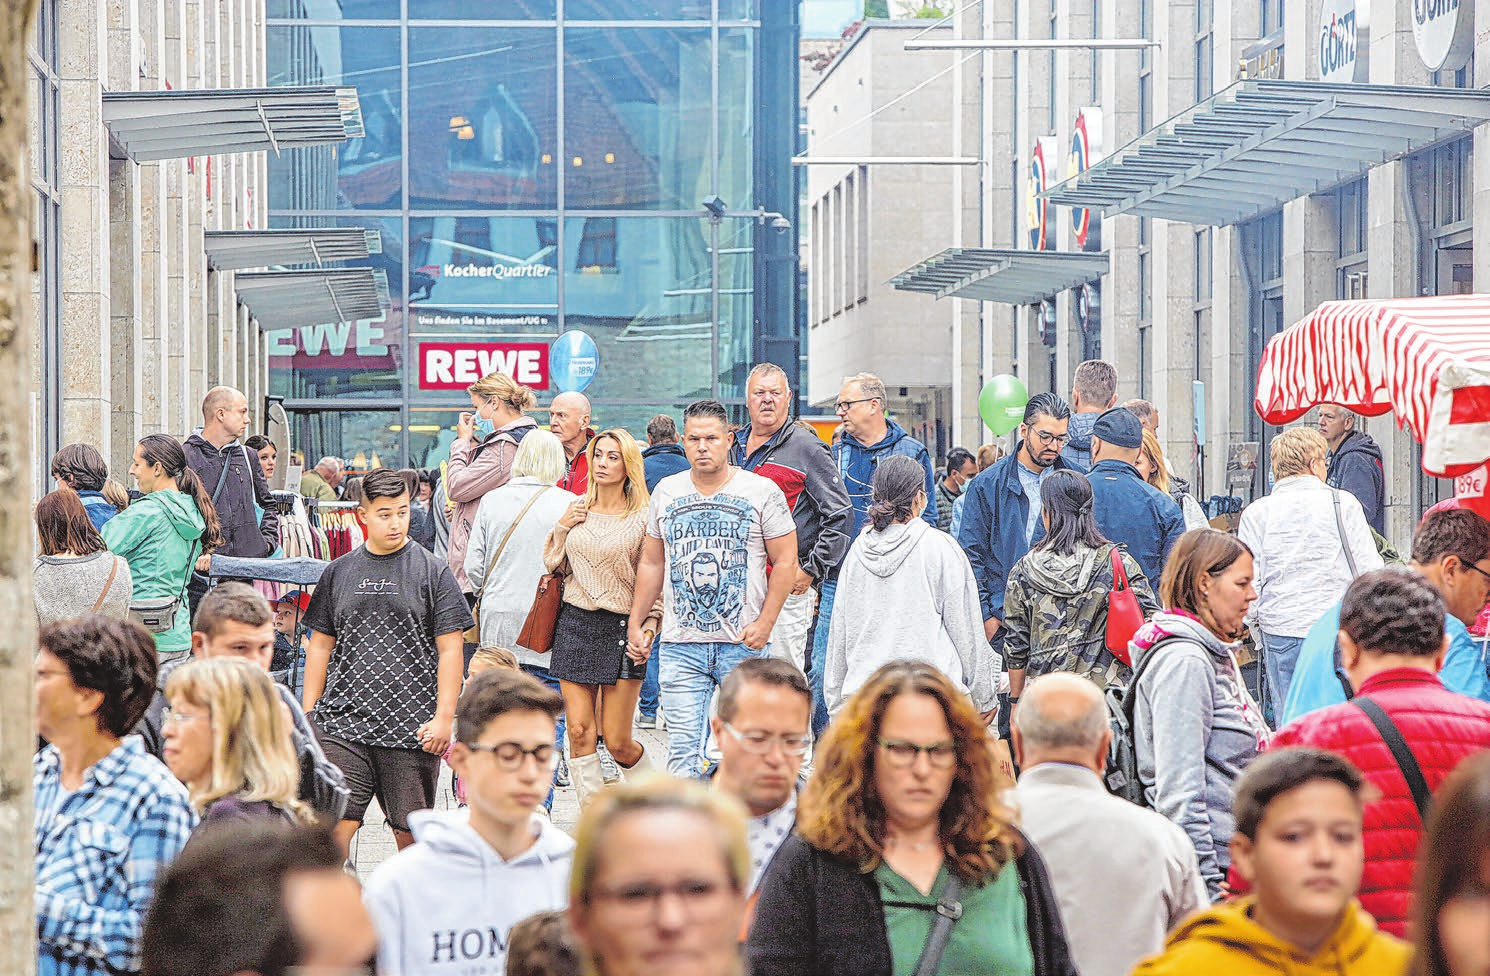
[[304, 499, 365, 560]]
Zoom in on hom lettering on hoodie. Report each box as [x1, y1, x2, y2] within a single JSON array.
[[363, 808, 575, 976]]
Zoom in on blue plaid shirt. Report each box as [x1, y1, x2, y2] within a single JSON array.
[[34, 736, 196, 976]]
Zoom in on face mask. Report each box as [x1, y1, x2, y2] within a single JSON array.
[[474, 416, 496, 439]]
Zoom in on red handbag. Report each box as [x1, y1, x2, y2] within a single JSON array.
[[1105, 546, 1144, 667]]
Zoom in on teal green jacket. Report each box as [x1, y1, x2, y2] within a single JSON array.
[[102, 490, 205, 653]]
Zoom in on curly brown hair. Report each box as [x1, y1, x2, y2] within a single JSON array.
[[797, 661, 1017, 884]]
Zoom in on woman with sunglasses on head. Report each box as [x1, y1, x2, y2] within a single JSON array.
[[747, 660, 1077, 976]]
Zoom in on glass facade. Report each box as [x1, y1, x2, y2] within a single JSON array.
[[265, 3, 794, 467]]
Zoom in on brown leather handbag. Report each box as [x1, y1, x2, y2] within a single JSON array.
[[516, 569, 565, 653]]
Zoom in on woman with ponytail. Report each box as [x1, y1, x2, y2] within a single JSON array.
[[1002, 469, 1160, 696], [103, 434, 222, 661], [823, 455, 1000, 720]]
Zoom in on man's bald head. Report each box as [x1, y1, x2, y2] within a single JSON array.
[[548, 392, 593, 456], [201, 386, 250, 443], [1012, 673, 1112, 773]]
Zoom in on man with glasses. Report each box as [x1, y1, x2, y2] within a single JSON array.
[[732, 363, 851, 670], [957, 393, 1081, 671], [706, 656, 813, 932], [364, 669, 575, 976]]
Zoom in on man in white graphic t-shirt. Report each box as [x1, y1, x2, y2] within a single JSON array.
[[629, 398, 798, 777]]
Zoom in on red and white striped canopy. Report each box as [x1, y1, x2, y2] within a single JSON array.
[[1254, 295, 1490, 478]]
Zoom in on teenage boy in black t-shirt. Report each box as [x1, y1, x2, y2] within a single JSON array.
[[302, 468, 473, 854]]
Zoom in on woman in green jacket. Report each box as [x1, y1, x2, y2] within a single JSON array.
[[103, 434, 222, 660]]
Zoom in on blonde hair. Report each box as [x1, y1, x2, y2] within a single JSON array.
[[468, 371, 538, 414], [570, 775, 750, 907], [584, 429, 649, 516], [165, 658, 311, 823], [470, 645, 519, 674], [513, 430, 567, 485], [1270, 426, 1329, 481], [1140, 429, 1171, 493]]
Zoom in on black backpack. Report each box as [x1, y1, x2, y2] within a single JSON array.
[[1104, 637, 1179, 807]]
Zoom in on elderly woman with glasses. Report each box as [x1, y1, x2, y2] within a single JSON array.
[[747, 660, 1077, 976]]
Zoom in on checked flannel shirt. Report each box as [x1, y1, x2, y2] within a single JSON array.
[[34, 736, 196, 976]]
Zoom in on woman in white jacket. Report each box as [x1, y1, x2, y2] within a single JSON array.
[[824, 454, 1001, 718], [1237, 426, 1382, 715]]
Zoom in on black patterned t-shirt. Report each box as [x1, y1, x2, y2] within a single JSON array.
[[303, 542, 473, 748]]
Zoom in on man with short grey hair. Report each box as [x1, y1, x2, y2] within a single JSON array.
[[300, 456, 344, 502], [1011, 673, 1205, 976]]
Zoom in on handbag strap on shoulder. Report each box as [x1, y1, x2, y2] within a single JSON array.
[[474, 487, 550, 608], [910, 872, 964, 976], [1108, 544, 1129, 591]]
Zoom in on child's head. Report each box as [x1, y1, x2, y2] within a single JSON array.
[[469, 645, 520, 678], [357, 469, 410, 553], [505, 910, 581, 976], [1230, 748, 1367, 941], [450, 670, 562, 824]]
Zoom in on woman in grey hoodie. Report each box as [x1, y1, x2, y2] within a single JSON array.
[[1133, 529, 1269, 902]]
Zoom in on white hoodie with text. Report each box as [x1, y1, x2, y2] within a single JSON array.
[[364, 808, 575, 976]]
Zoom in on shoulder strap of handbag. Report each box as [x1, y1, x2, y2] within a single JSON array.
[[210, 447, 236, 504], [89, 557, 120, 614], [1331, 490, 1360, 579], [910, 873, 964, 976], [1352, 695, 1432, 821], [474, 487, 550, 605], [1108, 544, 1129, 591]]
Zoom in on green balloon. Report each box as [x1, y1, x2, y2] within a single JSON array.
[[978, 375, 1029, 436]]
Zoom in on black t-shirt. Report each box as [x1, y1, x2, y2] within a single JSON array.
[[302, 542, 473, 748]]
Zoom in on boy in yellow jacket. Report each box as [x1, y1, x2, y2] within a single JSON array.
[[1132, 747, 1409, 976]]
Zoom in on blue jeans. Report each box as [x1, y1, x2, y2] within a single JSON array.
[[1259, 631, 1306, 725], [808, 577, 838, 737], [660, 640, 768, 776], [639, 635, 661, 718], [521, 663, 565, 810]]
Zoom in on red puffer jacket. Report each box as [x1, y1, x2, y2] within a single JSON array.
[[1269, 668, 1490, 936]]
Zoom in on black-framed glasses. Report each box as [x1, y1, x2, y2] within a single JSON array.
[[1032, 430, 1069, 446], [876, 737, 958, 769], [722, 722, 812, 756], [465, 741, 558, 771], [1463, 561, 1490, 584], [834, 396, 878, 414]]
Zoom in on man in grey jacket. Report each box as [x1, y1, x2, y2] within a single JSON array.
[[1012, 674, 1206, 976]]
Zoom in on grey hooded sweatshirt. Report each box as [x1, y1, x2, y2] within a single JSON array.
[[825, 518, 1000, 715], [1133, 612, 1268, 901], [363, 809, 574, 976]]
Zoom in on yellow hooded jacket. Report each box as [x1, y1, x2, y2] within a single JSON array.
[[1131, 897, 1410, 976]]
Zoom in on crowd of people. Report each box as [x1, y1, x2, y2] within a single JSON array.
[[28, 360, 1490, 976]]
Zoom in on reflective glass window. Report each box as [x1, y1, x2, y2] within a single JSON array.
[[563, 0, 751, 20], [268, 0, 400, 19], [268, 26, 403, 210], [563, 28, 712, 210], [717, 27, 754, 211], [408, 28, 558, 210], [409, 0, 556, 18], [288, 410, 404, 473]]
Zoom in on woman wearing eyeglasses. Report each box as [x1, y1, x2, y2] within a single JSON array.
[[364, 669, 575, 976], [748, 661, 1078, 976], [161, 657, 312, 828], [569, 775, 752, 976]]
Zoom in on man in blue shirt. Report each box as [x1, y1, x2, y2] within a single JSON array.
[[1081, 407, 1184, 586], [1282, 507, 1490, 724]]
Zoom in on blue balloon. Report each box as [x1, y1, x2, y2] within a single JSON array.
[[549, 330, 600, 393]]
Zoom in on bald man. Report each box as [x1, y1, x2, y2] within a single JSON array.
[[1011, 674, 1204, 976], [550, 392, 594, 494], [183, 386, 280, 612]]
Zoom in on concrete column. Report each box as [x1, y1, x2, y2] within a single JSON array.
[[1153, 220, 1198, 486], [1210, 226, 1249, 494], [57, 0, 112, 452], [163, 0, 187, 431], [1369, 0, 1431, 87], [184, 0, 207, 413], [137, 0, 167, 433], [108, 160, 141, 467], [1281, 194, 1335, 325]]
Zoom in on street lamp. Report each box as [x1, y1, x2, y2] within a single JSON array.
[[700, 196, 791, 233]]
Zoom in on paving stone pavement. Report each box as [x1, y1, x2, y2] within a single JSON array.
[[349, 723, 673, 881]]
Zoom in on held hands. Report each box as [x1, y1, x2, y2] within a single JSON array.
[[626, 628, 656, 665], [456, 412, 476, 442], [417, 715, 453, 756], [558, 501, 589, 529]]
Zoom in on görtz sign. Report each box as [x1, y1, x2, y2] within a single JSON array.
[[1412, 0, 1473, 73], [1317, 0, 1368, 84]]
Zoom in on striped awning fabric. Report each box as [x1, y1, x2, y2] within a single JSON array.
[[1255, 295, 1490, 478]]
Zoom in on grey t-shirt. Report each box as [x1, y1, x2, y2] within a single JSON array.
[[302, 542, 473, 749], [34, 552, 133, 628], [1016, 463, 1052, 545]]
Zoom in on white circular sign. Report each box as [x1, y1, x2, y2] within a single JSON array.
[[1317, 0, 1362, 83], [1412, 0, 1473, 72]]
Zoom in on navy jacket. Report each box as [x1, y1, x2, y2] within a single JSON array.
[[641, 442, 690, 493], [957, 449, 1081, 621], [733, 422, 852, 580], [834, 420, 937, 547], [1084, 459, 1184, 586], [182, 435, 278, 558], [1326, 429, 1385, 535]]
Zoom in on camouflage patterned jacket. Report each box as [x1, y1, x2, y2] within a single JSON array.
[[1003, 542, 1160, 689]]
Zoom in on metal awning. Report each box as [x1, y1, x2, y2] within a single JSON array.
[[235, 268, 390, 329], [102, 87, 363, 162], [891, 248, 1109, 305], [1041, 79, 1490, 226], [204, 228, 383, 271]]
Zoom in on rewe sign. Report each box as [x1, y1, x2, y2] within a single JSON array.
[[419, 342, 550, 390]]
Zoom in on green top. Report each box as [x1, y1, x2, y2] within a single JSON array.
[[875, 860, 1034, 976]]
